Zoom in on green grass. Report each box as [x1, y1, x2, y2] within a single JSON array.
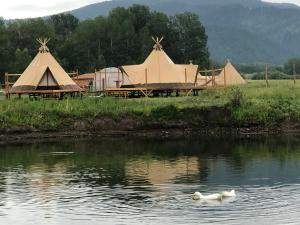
[[230, 80, 300, 124], [0, 80, 300, 130]]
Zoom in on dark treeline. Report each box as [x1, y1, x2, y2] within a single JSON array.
[[0, 4, 209, 82], [236, 58, 300, 80]]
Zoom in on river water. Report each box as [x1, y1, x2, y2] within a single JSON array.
[[0, 137, 300, 225]]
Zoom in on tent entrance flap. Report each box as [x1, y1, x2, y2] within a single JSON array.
[[37, 68, 60, 90]]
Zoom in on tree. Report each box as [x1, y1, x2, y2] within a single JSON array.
[[284, 58, 300, 75], [0, 5, 211, 74], [12, 48, 32, 73], [168, 12, 210, 68], [0, 18, 9, 84], [48, 14, 79, 38]]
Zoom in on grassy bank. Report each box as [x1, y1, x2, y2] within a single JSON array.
[[0, 80, 300, 132]]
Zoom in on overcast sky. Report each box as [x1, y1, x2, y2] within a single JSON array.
[[0, 0, 300, 19], [264, 0, 300, 5], [0, 0, 106, 19]]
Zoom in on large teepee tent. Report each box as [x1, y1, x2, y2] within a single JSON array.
[[11, 38, 81, 93], [120, 37, 198, 87]]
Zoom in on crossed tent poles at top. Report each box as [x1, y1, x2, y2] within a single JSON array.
[[152, 36, 164, 50], [37, 38, 50, 53]]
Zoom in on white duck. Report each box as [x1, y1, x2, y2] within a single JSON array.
[[192, 192, 222, 200], [192, 190, 236, 200], [221, 190, 236, 198]]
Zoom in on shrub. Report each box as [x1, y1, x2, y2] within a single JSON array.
[[150, 105, 179, 119], [228, 87, 245, 107]]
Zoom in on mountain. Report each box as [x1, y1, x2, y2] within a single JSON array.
[[69, 0, 300, 64]]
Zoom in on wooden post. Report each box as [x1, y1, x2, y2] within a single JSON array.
[[102, 78, 105, 91], [185, 68, 187, 84], [5, 72, 8, 93], [105, 68, 107, 89], [145, 68, 148, 87], [194, 68, 198, 86], [212, 66, 215, 87], [76, 69, 79, 84], [117, 68, 120, 87], [94, 70, 97, 93], [224, 64, 227, 87], [265, 64, 269, 87], [205, 70, 208, 89], [99, 71, 102, 91], [293, 64, 296, 85]]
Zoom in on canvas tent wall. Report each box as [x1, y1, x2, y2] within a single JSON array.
[[94, 67, 131, 91], [10, 38, 81, 93], [121, 37, 198, 88]]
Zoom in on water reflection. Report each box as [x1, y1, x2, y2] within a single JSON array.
[[0, 137, 300, 224]]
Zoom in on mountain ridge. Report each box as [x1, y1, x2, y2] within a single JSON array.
[[66, 0, 300, 64]]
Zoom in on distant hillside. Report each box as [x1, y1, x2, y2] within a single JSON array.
[[69, 0, 300, 64]]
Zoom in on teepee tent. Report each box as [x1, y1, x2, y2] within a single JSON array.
[[214, 61, 246, 86], [11, 38, 81, 92], [121, 37, 198, 87], [196, 61, 246, 87]]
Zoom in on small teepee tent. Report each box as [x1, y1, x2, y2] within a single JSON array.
[[11, 38, 81, 93], [214, 61, 246, 86], [120, 37, 198, 88], [196, 61, 246, 87]]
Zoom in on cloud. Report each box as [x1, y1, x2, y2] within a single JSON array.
[[0, 0, 106, 19], [263, 0, 300, 6]]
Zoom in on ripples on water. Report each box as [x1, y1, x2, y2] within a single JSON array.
[[0, 137, 300, 224]]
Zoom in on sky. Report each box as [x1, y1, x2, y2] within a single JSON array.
[[0, 0, 106, 19], [264, 0, 300, 5], [1, 0, 300, 19]]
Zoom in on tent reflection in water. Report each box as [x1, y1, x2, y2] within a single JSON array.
[[10, 38, 81, 96], [120, 37, 199, 89]]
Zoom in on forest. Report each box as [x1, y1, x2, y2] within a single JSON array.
[[0, 4, 209, 82]]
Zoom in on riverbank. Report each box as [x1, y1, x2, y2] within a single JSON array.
[[1, 80, 300, 143]]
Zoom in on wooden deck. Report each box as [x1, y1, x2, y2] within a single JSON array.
[[8, 89, 82, 94], [6, 89, 83, 99], [102, 86, 205, 98]]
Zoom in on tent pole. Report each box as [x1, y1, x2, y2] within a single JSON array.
[[143, 68, 148, 97], [145, 68, 148, 88], [185, 68, 187, 84]]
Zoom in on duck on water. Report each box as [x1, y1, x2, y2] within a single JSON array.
[[192, 190, 236, 200]]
